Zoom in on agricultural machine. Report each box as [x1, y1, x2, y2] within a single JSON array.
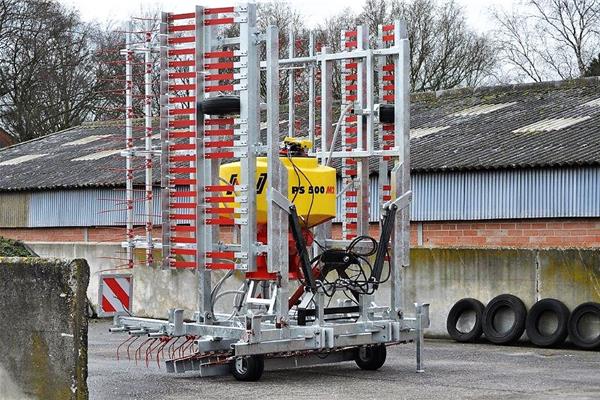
[[112, 2, 429, 381]]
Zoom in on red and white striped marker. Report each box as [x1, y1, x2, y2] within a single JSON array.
[[98, 274, 133, 317]]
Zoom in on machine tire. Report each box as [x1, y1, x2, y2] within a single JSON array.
[[355, 344, 387, 370], [200, 95, 240, 115], [379, 104, 394, 123], [525, 298, 570, 347], [230, 355, 264, 381], [568, 302, 600, 350], [482, 294, 527, 345], [446, 298, 485, 342]]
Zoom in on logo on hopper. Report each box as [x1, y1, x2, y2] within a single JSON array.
[[227, 174, 334, 196], [227, 173, 268, 195]]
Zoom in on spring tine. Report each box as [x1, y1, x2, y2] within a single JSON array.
[[116, 336, 135, 361], [182, 335, 196, 356], [145, 338, 159, 367], [134, 337, 153, 365], [126, 336, 139, 361], [167, 336, 180, 359], [174, 337, 191, 359], [155, 337, 171, 368]]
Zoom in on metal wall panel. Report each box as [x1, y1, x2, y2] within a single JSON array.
[[28, 188, 161, 227], [411, 167, 600, 221], [8, 166, 600, 227], [0, 192, 29, 227]]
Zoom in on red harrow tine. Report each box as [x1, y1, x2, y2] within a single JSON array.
[[168, 36, 195, 45], [168, 49, 195, 57], [205, 17, 235, 26], [204, 7, 235, 14], [206, 73, 235, 81], [171, 248, 197, 255], [205, 50, 234, 58], [168, 12, 195, 21], [170, 261, 196, 269], [169, 24, 195, 32]]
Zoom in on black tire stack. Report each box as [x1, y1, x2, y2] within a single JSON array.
[[447, 295, 600, 350]]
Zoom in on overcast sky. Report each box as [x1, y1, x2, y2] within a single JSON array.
[[57, 0, 512, 32]]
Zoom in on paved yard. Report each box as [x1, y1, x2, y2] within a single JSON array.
[[89, 320, 600, 400]]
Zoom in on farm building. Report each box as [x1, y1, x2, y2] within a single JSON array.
[[1, 78, 599, 247], [0, 77, 599, 318]]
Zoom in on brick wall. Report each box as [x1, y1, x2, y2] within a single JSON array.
[[1, 218, 599, 248]]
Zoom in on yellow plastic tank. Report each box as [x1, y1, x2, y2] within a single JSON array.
[[219, 156, 337, 227]]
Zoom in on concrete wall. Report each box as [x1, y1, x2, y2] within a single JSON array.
[[406, 248, 600, 337], [25, 242, 600, 339], [0, 257, 89, 400], [29, 242, 122, 312]]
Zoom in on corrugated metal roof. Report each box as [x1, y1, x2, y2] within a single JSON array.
[[512, 117, 591, 133], [410, 126, 450, 139], [452, 102, 516, 116], [0, 154, 47, 166], [2, 78, 600, 191]]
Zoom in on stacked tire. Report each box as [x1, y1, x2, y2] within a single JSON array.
[[447, 296, 600, 350]]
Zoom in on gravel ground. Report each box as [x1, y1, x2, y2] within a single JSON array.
[[88, 319, 600, 400]]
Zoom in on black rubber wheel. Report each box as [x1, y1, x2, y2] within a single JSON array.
[[354, 344, 386, 370], [379, 104, 394, 123], [446, 298, 485, 342], [230, 355, 264, 381], [568, 302, 600, 350], [200, 95, 240, 115], [482, 294, 527, 345], [525, 298, 570, 347]]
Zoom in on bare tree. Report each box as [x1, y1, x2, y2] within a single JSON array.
[[0, 0, 104, 141], [353, 0, 496, 92], [492, 0, 600, 82]]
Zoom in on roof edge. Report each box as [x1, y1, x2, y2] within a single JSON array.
[[411, 76, 600, 103]]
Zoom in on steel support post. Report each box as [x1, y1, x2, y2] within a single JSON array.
[[316, 46, 333, 245], [416, 303, 425, 373], [308, 32, 316, 145], [194, 5, 213, 322], [124, 22, 135, 269], [144, 19, 154, 267], [376, 24, 389, 235], [265, 25, 290, 328], [356, 24, 370, 237], [391, 21, 410, 316], [287, 27, 295, 137], [239, 4, 258, 272], [159, 12, 171, 269]]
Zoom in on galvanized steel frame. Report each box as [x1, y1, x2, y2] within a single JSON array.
[[114, 7, 427, 375]]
